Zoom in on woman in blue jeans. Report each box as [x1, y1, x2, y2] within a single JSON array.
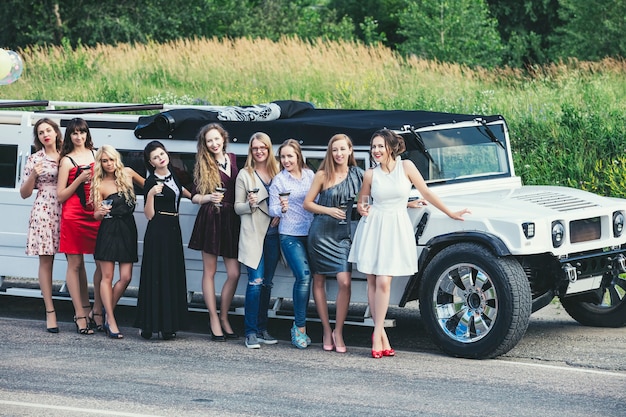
[[269, 139, 315, 349], [235, 132, 281, 349]]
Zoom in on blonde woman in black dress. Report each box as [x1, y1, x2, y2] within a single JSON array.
[[92, 145, 144, 339]]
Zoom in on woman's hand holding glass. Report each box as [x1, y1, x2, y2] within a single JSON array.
[[248, 188, 260, 208], [213, 187, 226, 207], [279, 192, 290, 213], [101, 199, 113, 218], [78, 165, 91, 184], [358, 195, 372, 216]]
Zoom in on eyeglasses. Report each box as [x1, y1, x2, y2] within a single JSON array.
[[252, 146, 268, 153]]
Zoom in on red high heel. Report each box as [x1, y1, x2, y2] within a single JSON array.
[[382, 348, 395, 357], [371, 332, 382, 358]]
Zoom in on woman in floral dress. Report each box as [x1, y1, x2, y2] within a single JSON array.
[[20, 118, 63, 333]]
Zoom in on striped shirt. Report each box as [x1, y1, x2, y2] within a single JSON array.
[[269, 168, 314, 236]]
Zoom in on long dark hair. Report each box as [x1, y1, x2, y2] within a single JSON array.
[[143, 140, 168, 175], [33, 118, 63, 152], [61, 118, 93, 158]]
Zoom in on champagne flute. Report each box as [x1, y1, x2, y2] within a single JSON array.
[[279, 191, 290, 213], [155, 178, 165, 196], [215, 187, 226, 207], [102, 199, 113, 219], [360, 195, 372, 223], [249, 188, 260, 208], [338, 201, 348, 225], [360, 195, 372, 211]]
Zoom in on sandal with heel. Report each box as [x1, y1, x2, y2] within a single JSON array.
[[88, 310, 104, 332], [73, 316, 94, 335], [46, 310, 59, 333]]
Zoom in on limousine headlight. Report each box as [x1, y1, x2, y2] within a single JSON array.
[[613, 211, 624, 237], [552, 220, 565, 248]]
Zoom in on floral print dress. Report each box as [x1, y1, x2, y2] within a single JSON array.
[[23, 149, 62, 255]]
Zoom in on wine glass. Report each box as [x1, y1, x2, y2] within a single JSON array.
[[215, 187, 226, 207], [249, 188, 260, 208], [360, 195, 372, 211], [278, 191, 290, 213], [80, 165, 91, 184], [155, 178, 165, 196], [338, 201, 349, 225], [102, 199, 113, 219]]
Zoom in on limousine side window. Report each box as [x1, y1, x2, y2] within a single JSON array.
[[0, 145, 17, 188]]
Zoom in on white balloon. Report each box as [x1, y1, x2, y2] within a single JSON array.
[[0, 51, 23, 86], [0, 49, 11, 79]]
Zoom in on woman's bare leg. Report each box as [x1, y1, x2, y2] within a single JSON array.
[[39, 255, 57, 329], [201, 252, 222, 337], [219, 257, 241, 334]]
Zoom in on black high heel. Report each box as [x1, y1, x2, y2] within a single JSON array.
[[104, 322, 124, 339], [45, 310, 59, 333], [88, 309, 104, 332], [73, 316, 94, 335]]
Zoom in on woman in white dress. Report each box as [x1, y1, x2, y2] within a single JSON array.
[[349, 129, 470, 358]]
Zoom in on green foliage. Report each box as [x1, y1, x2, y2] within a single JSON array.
[[4, 38, 626, 198], [581, 157, 626, 199], [360, 17, 387, 45], [397, 0, 505, 68], [485, 0, 562, 66], [552, 0, 626, 61], [329, 0, 406, 46]]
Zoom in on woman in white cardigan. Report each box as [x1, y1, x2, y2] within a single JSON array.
[[234, 132, 281, 349]]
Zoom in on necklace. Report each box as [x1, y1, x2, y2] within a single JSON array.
[[217, 157, 228, 170]]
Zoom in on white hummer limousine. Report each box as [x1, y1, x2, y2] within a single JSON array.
[[1, 99, 625, 358]]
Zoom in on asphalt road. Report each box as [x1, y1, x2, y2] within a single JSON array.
[[0, 289, 625, 417]]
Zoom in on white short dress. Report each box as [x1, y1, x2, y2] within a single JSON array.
[[348, 157, 417, 276]]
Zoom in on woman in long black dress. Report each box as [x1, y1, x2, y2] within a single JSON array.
[[92, 145, 145, 339], [303, 134, 363, 353], [135, 141, 191, 340]]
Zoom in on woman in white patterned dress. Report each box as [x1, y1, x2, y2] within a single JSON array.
[[20, 118, 63, 333]]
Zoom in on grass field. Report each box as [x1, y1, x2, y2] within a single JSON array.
[[2, 37, 626, 196]]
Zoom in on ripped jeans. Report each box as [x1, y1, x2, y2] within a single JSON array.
[[244, 232, 280, 336], [279, 234, 311, 328]]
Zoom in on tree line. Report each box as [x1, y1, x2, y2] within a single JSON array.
[[2, 0, 624, 68]]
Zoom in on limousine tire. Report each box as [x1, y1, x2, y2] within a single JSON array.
[[418, 243, 531, 359], [560, 276, 626, 327]]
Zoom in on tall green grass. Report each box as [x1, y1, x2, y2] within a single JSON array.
[[3, 37, 626, 197]]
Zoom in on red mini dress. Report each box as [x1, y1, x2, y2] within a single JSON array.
[[59, 161, 101, 254]]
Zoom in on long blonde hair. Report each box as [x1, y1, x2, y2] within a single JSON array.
[[194, 123, 228, 194], [244, 132, 279, 178], [318, 134, 356, 188], [91, 145, 135, 209]]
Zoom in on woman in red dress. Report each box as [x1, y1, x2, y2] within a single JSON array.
[[57, 118, 102, 335]]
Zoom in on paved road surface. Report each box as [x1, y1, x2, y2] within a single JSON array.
[[0, 291, 625, 416]]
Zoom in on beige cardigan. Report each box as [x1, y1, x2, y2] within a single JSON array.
[[234, 168, 273, 269]]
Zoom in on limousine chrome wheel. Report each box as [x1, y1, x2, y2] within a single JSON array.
[[419, 243, 531, 359]]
